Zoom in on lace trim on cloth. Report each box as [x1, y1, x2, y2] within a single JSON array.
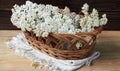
[[6, 33, 100, 71]]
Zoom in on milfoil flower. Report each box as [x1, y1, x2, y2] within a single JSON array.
[[11, 1, 108, 37]]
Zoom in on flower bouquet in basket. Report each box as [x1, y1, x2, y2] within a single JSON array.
[[11, 1, 108, 60]]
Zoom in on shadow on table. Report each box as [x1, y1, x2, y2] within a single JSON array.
[[94, 37, 120, 60]]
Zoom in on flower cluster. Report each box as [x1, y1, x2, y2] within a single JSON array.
[[11, 1, 108, 37], [80, 3, 108, 32]]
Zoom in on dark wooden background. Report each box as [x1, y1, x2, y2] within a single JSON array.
[[0, 0, 120, 30]]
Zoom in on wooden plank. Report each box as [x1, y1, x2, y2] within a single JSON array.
[[0, 30, 21, 37], [0, 0, 120, 11], [0, 0, 120, 30], [0, 30, 120, 71]]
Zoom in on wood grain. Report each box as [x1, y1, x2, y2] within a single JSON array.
[[0, 0, 120, 30], [0, 30, 120, 71]]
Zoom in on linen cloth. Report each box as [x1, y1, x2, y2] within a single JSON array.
[[6, 33, 100, 71]]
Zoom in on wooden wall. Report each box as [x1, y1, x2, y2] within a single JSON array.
[[0, 0, 120, 30]]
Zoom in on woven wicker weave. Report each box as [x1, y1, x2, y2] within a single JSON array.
[[24, 26, 103, 60]]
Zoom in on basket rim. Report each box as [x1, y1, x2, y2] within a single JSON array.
[[46, 26, 103, 37], [24, 26, 101, 52], [26, 26, 102, 36], [24, 26, 102, 60]]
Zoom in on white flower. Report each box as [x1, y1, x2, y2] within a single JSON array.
[[82, 3, 89, 11], [100, 14, 108, 25], [63, 6, 70, 16], [11, 1, 108, 37], [26, 1, 33, 6], [74, 15, 80, 27], [81, 3, 89, 15], [91, 8, 99, 17], [76, 42, 83, 49], [42, 32, 49, 37], [79, 4, 108, 32], [93, 17, 100, 27], [70, 12, 76, 19]]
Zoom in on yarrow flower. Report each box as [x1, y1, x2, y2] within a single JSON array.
[[11, 1, 108, 37], [79, 3, 108, 32]]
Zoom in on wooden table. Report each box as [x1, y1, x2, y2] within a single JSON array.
[[0, 30, 120, 71]]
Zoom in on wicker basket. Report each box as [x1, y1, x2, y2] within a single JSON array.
[[24, 26, 103, 60]]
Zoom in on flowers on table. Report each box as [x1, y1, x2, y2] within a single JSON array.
[[11, 1, 108, 37]]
